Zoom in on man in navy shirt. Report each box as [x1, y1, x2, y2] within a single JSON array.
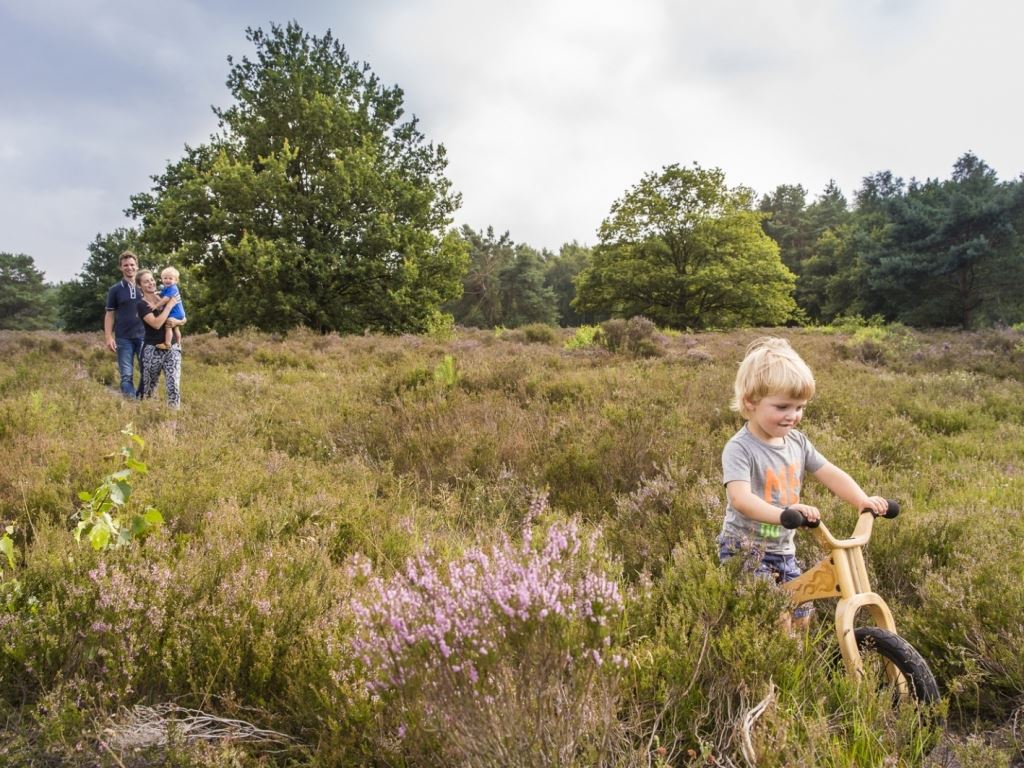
[[103, 251, 145, 398]]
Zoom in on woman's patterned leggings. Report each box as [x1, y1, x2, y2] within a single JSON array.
[[140, 343, 182, 408]]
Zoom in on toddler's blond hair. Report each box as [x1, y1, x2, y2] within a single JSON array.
[[160, 266, 180, 282], [731, 337, 815, 419]]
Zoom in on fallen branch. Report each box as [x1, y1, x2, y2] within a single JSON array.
[[104, 703, 295, 752], [739, 682, 776, 768]]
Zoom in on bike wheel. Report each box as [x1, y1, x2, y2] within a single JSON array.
[[854, 626, 939, 704]]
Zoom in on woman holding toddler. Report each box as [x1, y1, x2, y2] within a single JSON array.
[[135, 269, 183, 409]]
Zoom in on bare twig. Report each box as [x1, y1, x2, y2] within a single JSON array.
[[98, 738, 128, 768], [739, 682, 776, 768], [104, 703, 295, 751]]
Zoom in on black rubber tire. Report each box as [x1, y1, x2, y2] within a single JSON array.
[[854, 626, 939, 704]]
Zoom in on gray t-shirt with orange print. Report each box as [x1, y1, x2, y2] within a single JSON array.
[[720, 424, 826, 555]]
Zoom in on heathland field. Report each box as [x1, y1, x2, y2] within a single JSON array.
[[1, 324, 1023, 767]]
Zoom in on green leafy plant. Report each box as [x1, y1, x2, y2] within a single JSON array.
[[1, 522, 17, 610], [0, 525, 13, 573], [564, 324, 600, 350], [73, 425, 164, 550], [433, 354, 458, 389], [0, 522, 34, 613], [424, 309, 456, 342]]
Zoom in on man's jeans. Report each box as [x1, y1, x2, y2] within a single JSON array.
[[116, 336, 144, 398]]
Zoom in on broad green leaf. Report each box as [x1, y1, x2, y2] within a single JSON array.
[[125, 457, 147, 474], [89, 525, 111, 550], [78, 491, 93, 502], [1, 535, 14, 569], [143, 508, 164, 525], [110, 482, 132, 505]]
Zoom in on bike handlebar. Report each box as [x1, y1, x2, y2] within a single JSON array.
[[780, 499, 900, 529], [780, 507, 816, 529]]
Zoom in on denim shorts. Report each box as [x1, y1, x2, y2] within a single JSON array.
[[718, 538, 814, 619]]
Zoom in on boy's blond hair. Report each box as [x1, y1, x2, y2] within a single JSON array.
[[731, 337, 815, 419], [160, 266, 180, 281]]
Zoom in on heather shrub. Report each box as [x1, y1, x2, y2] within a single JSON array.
[[831, 321, 918, 367], [598, 319, 629, 352], [350, 496, 625, 766], [904, 509, 1024, 723], [4, 326, 1024, 763], [518, 322, 560, 344], [623, 538, 941, 765], [606, 462, 720, 578], [624, 537, 797, 758], [622, 315, 662, 358], [597, 316, 662, 357]]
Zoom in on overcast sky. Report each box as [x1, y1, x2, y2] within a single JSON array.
[[2, 0, 1022, 283]]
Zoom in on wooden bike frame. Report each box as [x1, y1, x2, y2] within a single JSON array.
[[781, 511, 907, 691]]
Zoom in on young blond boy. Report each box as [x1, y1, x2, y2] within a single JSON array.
[[156, 267, 187, 350], [718, 337, 888, 629]]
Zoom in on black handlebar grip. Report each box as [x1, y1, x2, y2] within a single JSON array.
[[780, 507, 806, 529], [860, 499, 901, 518]]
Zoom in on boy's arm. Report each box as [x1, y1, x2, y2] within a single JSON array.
[[812, 462, 887, 514], [726, 481, 809, 524]]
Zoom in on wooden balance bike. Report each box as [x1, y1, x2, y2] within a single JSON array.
[[780, 501, 939, 703]]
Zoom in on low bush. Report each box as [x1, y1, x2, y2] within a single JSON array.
[[1, 326, 1021, 764], [597, 316, 663, 357], [350, 496, 625, 765]]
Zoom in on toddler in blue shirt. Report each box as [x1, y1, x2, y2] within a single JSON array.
[[157, 266, 187, 349]]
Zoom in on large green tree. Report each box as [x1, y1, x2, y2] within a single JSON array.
[[446, 226, 557, 328], [447, 226, 514, 327], [0, 253, 57, 330], [57, 229, 147, 332], [498, 243, 557, 327], [128, 22, 467, 334], [543, 242, 605, 327], [759, 184, 812, 273], [574, 163, 796, 329], [858, 155, 1024, 327], [773, 181, 854, 322], [798, 224, 864, 322]]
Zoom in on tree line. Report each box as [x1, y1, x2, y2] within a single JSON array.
[[3, 22, 1023, 333]]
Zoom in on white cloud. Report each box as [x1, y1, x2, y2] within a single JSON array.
[[1, 0, 1022, 282]]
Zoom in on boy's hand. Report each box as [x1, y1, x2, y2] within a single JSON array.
[[861, 496, 889, 516], [783, 503, 820, 524]]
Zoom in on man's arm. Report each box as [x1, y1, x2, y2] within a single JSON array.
[[104, 310, 116, 352]]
